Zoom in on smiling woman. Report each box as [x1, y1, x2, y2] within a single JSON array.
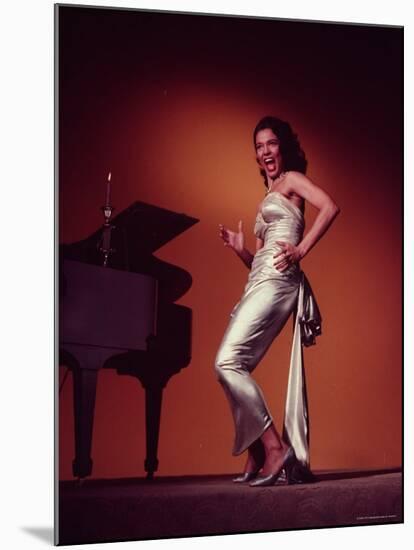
[[216, 115, 340, 487], [255, 129, 283, 177], [254, 117, 307, 183]]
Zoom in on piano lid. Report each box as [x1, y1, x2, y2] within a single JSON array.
[[62, 201, 198, 254], [60, 201, 199, 301]]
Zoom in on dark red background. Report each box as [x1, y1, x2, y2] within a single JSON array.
[[59, 7, 402, 479]]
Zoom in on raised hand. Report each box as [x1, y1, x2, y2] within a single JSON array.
[[219, 220, 245, 255]]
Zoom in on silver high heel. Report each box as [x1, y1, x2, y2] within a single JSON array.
[[249, 447, 296, 487], [233, 448, 266, 483], [232, 471, 260, 483]]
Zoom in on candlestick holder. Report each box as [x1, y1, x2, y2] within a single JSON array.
[[99, 204, 116, 267]]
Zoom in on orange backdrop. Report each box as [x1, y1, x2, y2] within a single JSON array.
[[58, 7, 402, 479]]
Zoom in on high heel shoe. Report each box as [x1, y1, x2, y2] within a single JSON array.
[[232, 471, 260, 483], [233, 449, 265, 483], [249, 447, 296, 487], [233, 468, 287, 484]]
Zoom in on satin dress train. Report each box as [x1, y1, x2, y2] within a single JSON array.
[[215, 190, 321, 466]]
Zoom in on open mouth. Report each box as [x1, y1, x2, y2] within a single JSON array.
[[264, 158, 277, 171]]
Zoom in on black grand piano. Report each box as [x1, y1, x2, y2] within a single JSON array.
[[59, 201, 199, 479]]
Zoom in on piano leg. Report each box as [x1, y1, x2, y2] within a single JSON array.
[[72, 368, 98, 479], [144, 385, 163, 479]]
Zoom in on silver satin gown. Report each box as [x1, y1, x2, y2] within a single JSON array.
[[215, 190, 321, 466]]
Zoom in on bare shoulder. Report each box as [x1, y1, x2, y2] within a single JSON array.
[[285, 171, 327, 197], [285, 171, 339, 211], [284, 171, 315, 192]]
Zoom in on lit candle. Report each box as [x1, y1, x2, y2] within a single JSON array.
[[105, 172, 112, 206]]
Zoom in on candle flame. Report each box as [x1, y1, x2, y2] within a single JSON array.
[[108, 172, 112, 182]]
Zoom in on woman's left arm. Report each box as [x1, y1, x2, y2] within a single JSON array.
[[274, 172, 340, 270]]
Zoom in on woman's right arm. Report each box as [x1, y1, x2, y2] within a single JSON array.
[[219, 220, 259, 269], [237, 247, 255, 269]]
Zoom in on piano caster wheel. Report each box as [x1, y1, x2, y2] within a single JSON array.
[[145, 471, 154, 480]]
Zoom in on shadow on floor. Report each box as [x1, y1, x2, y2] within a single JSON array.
[[21, 527, 54, 545]]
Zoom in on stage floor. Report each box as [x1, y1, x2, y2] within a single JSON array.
[[58, 469, 402, 545]]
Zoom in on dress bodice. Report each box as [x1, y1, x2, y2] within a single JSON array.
[[254, 191, 304, 241], [249, 191, 304, 281]]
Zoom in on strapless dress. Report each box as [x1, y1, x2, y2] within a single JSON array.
[[215, 191, 321, 466]]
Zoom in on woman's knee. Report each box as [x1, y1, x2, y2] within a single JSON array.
[[214, 354, 225, 380], [214, 348, 234, 373], [214, 353, 247, 381]]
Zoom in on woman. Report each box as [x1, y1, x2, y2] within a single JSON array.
[[215, 116, 339, 487]]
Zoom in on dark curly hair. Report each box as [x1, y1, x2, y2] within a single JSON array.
[[253, 116, 307, 189]]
